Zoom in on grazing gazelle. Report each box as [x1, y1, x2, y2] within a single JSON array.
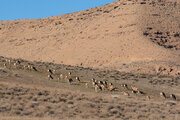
[[131, 90, 137, 94], [3, 63, 7, 67], [13, 63, 17, 67], [108, 83, 115, 91], [94, 84, 102, 92], [60, 74, 63, 80], [68, 72, 71, 76], [75, 77, 80, 82], [99, 84, 106, 91], [27, 65, 32, 70], [68, 78, 73, 84], [16, 60, 21, 64], [6, 59, 11, 63], [160, 92, 166, 99], [121, 84, 128, 89], [65, 75, 68, 80], [123, 92, 129, 96], [31, 66, 37, 71], [146, 95, 150, 100], [91, 78, 95, 82], [48, 74, 53, 80], [92, 81, 97, 86], [170, 94, 176, 100], [131, 86, 138, 91], [92, 78, 97, 87], [47, 69, 53, 74], [103, 81, 108, 88], [137, 90, 144, 95]]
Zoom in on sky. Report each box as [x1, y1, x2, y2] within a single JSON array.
[[0, 0, 116, 21]]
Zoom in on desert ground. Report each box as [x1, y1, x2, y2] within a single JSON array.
[[0, 56, 180, 120], [0, 0, 180, 119]]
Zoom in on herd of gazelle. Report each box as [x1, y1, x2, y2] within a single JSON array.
[[2, 58, 177, 101]]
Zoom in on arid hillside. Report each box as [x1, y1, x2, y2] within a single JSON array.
[[0, 0, 180, 119], [0, 0, 180, 74]]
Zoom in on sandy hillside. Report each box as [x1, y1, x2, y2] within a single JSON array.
[[0, 0, 179, 75]]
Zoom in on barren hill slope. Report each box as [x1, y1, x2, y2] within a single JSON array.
[[0, 0, 180, 74], [0, 1, 180, 119]]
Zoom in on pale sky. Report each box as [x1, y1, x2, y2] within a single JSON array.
[[0, 0, 116, 21]]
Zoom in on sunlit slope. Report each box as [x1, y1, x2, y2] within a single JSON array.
[[0, 0, 179, 69]]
